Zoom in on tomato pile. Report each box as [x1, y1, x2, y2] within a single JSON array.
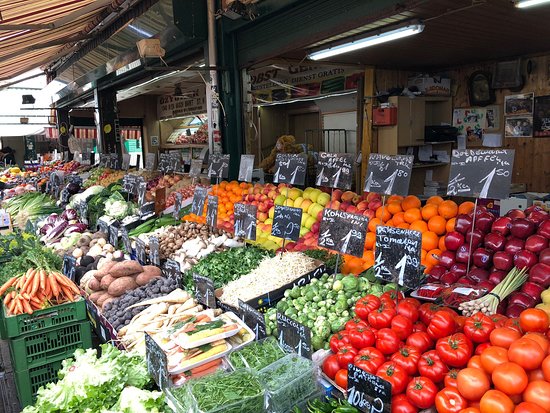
[[322, 292, 550, 413]]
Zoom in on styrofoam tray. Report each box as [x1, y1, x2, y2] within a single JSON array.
[[223, 312, 255, 351], [169, 312, 242, 349], [168, 341, 232, 375]]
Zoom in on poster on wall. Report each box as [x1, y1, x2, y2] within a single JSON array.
[[534, 95, 550, 137], [485, 105, 500, 131], [505, 93, 534, 116], [505, 117, 533, 138], [157, 88, 207, 120], [452, 108, 486, 143]]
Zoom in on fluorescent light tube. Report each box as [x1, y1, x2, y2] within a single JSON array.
[[308, 23, 425, 61], [515, 0, 550, 7]]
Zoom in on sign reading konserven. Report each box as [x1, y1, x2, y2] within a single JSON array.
[[157, 88, 207, 120]]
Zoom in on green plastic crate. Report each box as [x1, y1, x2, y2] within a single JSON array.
[[9, 321, 92, 371], [0, 298, 87, 339], [14, 358, 64, 408]]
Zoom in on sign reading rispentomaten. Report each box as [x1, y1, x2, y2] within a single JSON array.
[[208, 154, 230, 179], [447, 149, 515, 199], [238, 154, 255, 182], [276, 312, 312, 359], [375, 226, 422, 289], [364, 154, 414, 196], [318, 209, 369, 257], [316, 152, 354, 190], [347, 364, 391, 413], [273, 153, 307, 185], [271, 205, 302, 242], [234, 203, 257, 240]]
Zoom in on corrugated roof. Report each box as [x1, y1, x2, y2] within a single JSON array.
[[0, 0, 125, 81]]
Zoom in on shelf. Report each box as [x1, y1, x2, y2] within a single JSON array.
[[161, 144, 208, 149], [424, 140, 456, 145], [412, 162, 448, 169]]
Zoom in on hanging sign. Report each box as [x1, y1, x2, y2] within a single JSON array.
[[318, 209, 369, 258], [145, 333, 168, 390], [169, 152, 181, 173], [347, 364, 391, 413], [234, 203, 257, 240], [364, 154, 414, 196], [239, 300, 266, 340], [145, 153, 156, 171], [157, 89, 207, 120], [191, 187, 208, 216], [137, 181, 147, 207], [271, 205, 302, 242], [447, 149, 515, 199], [316, 152, 354, 190], [273, 153, 307, 186], [276, 312, 312, 359], [206, 195, 218, 228], [238, 154, 255, 182], [120, 226, 132, 253], [208, 154, 230, 179], [108, 222, 119, 248], [135, 238, 147, 265], [158, 153, 171, 173], [192, 274, 216, 308]]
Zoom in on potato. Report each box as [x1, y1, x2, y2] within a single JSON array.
[[100, 274, 116, 290], [96, 260, 117, 275], [97, 293, 115, 308], [108, 276, 139, 297], [89, 291, 106, 304], [135, 266, 162, 286], [109, 261, 143, 278], [94, 272, 105, 282], [88, 278, 101, 291]]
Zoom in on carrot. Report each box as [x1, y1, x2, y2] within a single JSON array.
[[30, 270, 41, 296], [22, 269, 36, 293], [14, 297, 23, 315], [49, 274, 60, 298], [189, 359, 221, 375], [39, 270, 46, 291], [187, 365, 220, 379], [16, 275, 26, 290], [54, 273, 79, 295], [44, 278, 51, 298], [21, 299, 33, 315], [29, 295, 42, 305], [0, 276, 18, 296], [59, 286, 74, 302], [7, 299, 16, 315], [4, 294, 12, 307]]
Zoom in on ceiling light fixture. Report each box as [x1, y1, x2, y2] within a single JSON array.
[[308, 22, 425, 61], [515, 0, 550, 8]]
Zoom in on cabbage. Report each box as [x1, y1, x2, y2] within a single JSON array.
[[69, 185, 104, 207], [105, 387, 165, 413], [104, 192, 131, 220]]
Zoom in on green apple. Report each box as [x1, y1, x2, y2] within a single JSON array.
[[317, 192, 331, 207], [274, 194, 286, 205]]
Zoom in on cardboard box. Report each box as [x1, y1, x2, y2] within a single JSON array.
[[500, 197, 530, 215], [408, 75, 451, 96]]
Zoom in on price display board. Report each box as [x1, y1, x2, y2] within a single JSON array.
[[238, 154, 255, 182], [191, 187, 208, 216], [239, 300, 266, 340], [109, 154, 119, 170], [120, 226, 132, 253], [135, 238, 147, 265], [271, 205, 302, 242], [145, 153, 156, 171], [162, 259, 181, 280], [364, 154, 413, 196], [276, 312, 312, 359], [347, 364, 391, 413], [99, 154, 109, 167], [62, 255, 77, 281], [375, 226, 422, 289], [137, 181, 147, 207], [158, 153, 171, 173], [97, 219, 109, 234], [108, 222, 119, 248], [149, 236, 160, 266], [122, 175, 136, 195], [447, 149, 515, 199], [189, 159, 203, 177], [122, 154, 131, 171], [206, 195, 218, 228], [145, 333, 168, 389], [192, 274, 216, 308], [76, 201, 88, 225], [208, 154, 230, 179], [234, 203, 257, 241], [273, 153, 307, 186], [173, 193, 183, 220], [315, 152, 354, 190], [140, 202, 155, 218], [318, 209, 369, 258]]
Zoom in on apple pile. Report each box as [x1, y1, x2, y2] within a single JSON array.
[[428, 205, 550, 317]]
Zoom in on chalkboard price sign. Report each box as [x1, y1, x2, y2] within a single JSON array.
[[208, 154, 230, 179], [162, 259, 181, 280], [364, 154, 413, 196], [108, 222, 119, 248], [122, 175, 135, 195], [191, 187, 208, 216], [135, 238, 147, 265], [234, 203, 257, 241], [145, 153, 156, 171], [140, 202, 155, 219], [137, 181, 147, 207], [318, 209, 369, 258], [347, 364, 391, 413], [173, 193, 183, 220], [145, 333, 168, 390], [67, 175, 83, 186], [238, 154, 255, 182], [192, 273, 216, 308], [122, 154, 131, 171], [271, 205, 302, 242], [149, 236, 160, 266], [120, 226, 132, 253], [99, 154, 109, 167], [62, 255, 77, 281], [273, 153, 307, 186], [316, 152, 354, 190], [76, 201, 88, 225], [189, 159, 202, 177], [158, 153, 171, 173], [110, 154, 119, 170], [239, 299, 266, 340], [169, 152, 180, 173], [447, 149, 515, 199], [206, 195, 218, 228], [375, 226, 422, 289], [60, 188, 71, 205], [276, 312, 312, 359], [97, 219, 109, 235]]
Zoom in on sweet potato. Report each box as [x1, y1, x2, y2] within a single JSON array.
[[97, 293, 115, 308], [100, 274, 116, 290], [109, 261, 143, 278], [88, 278, 101, 291], [89, 291, 106, 304], [136, 266, 162, 286], [96, 260, 117, 276], [107, 276, 138, 297]]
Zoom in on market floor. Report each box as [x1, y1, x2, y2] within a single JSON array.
[[0, 340, 21, 413]]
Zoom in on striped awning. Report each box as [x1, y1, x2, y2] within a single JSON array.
[[0, 0, 127, 81]]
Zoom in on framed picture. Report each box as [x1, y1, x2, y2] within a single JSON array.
[[505, 116, 533, 138], [534, 95, 550, 137], [505, 92, 534, 116], [453, 108, 486, 142], [485, 105, 500, 131]]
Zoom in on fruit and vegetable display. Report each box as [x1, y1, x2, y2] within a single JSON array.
[[2, 192, 60, 229]]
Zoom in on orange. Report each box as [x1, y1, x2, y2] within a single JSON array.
[[376, 207, 392, 222], [422, 231, 439, 251], [347, 257, 364, 275], [459, 201, 476, 215], [365, 232, 376, 250], [392, 212, 406, 226], [387, 195, 404, 204], [428, 215, 447, 235], [368, 218, 383, 233], [421, 204, 439, 221], [446, 217, 456, 233], [387, 202, 403, 215], [439, 236, 447, 251], [362, 250, 375, 269], [385, 219, 394, 227], [426, 249, 442, 267], [404, 208, 422, 224], [409, 220, 428, 233], [421, 249, 427, 261], [438, 200, 459, 219], [397, 223, 410, 229], [402, 195, 421, 211], [427, 196, 444, 205]]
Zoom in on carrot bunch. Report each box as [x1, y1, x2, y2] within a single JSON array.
[[0, 269, 81, 316]]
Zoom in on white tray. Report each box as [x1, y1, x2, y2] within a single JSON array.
[[168, 341, 232, 375], [170, 312, 242, 349]]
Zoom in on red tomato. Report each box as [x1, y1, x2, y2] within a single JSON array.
[[336, 345, 358, 369], [514, 402, 547, 413], [376, 328, 401, 355], [480, 345, 509, 374], [397, 301, 420, 323], [412, 321, 427, 333], [419, 303, 440, 325], [391, 394, 418, 413], [467, 355, 485, 370], [523, 381, 550, 413], [457, 367, 491, 401], [329, 331, 351, 353], [368, 303, 397, 330], [349, 328, 375, 350], [435, 387, 467, 413], [492, 362, 528, 396], [406, 376, 438, 409], [490, 314, 508, 328], [455, 315, 467, 331], [508, 338, 546, 371], [464, 312, 495, 343], [490, 327, 522, 349], [406, 331, 433, 353], [523, 332, 549, 354], [428, 310, 458, 340], [520, 309, 549, 334], [480, 390, 515, 413], [418, 350, 449, 383], [376, 361, 409, 395], [505, 318, 523, 333], [475, 342, 492, 355], [353, 347, 385, 374], [436, 333, 474, 368], [381, 289, 405, 303], [345, 317, 369, 331], [444, 369, 459, 389], [355, 295, 381, 320], [461, 408, 481, 413], [391, 314, 414, 341], [390, 346, 421, 376], [335, 369, 348, 389], [529, 368, 545, 382], [322, 354, 340, 379]]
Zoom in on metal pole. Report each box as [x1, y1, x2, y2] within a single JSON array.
[[207, 0, 223, 155]]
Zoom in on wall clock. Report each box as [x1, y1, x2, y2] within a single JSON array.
[[468, 71, 496, 107]]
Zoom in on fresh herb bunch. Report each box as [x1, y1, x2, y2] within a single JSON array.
[[228, 337, 285, 371], [302, 249, 341, 271]]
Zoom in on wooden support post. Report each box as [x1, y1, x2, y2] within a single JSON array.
[[361, 67, 375, 191]]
